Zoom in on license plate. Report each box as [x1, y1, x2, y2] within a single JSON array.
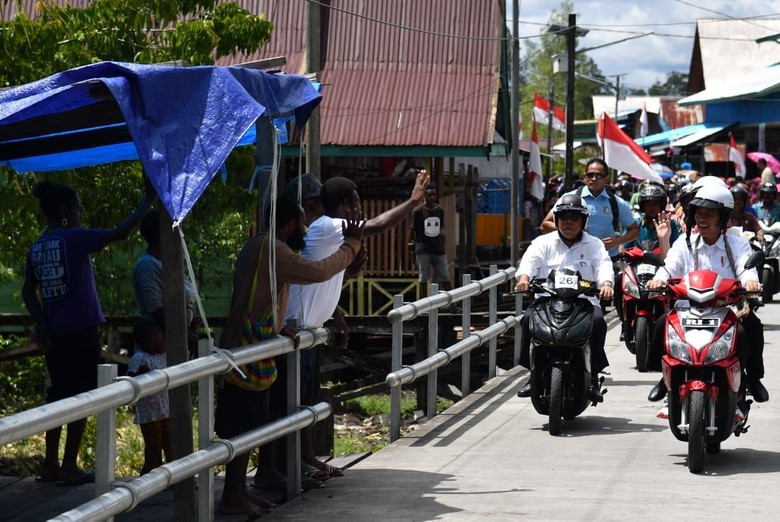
[[554, 273, 578, 289], [681, 317, 720, 327], [637, 264, 656, 276]]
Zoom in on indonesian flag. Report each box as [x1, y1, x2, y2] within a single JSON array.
[[729, 133, 746, 178], [533, 93, 565, 132], [639, 103, 649, 138], [528, 116, 545, 201], [597, 112, 662, 183]]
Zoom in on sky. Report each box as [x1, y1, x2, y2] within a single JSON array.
[[512, 0, 780, 93]]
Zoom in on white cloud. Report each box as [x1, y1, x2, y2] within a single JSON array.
[[512, 0, 780, 92]]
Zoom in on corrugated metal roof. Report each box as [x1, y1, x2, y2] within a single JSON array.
[[694, 18, 780, 91], [680, 62, 780, 105], [659, 98, 702, 129], [4, 0, 504, 149], [291, 0, 503, 149]]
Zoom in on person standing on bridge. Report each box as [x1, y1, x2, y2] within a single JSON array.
[[22, 178, 155, 485], [216, 195, 364, 518], [515, 194, 614, 402]]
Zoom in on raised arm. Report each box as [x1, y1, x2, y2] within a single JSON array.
[[364, 170, 429, 236]]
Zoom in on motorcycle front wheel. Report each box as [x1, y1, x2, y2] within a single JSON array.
[[548, 366, 563, 436], [687, 390, 706, 473], [762, 267, 773, 303], [635, 316, 651, 373]]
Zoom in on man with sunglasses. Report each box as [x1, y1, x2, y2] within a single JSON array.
[[541, 158, 638, 336]]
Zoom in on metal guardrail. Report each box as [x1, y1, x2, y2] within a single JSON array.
[[0, 327, 334, 521], [386, 265, 523, 441]]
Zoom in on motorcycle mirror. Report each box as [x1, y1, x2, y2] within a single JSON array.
[[641, 252, 665, 267], [744, 250, 766, 271]]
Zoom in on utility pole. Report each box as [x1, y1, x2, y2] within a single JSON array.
[[510, 0, 520, 266], [563, 13, 577, 193], [305, 0, 321, 177], [546, 81, 554, 179]]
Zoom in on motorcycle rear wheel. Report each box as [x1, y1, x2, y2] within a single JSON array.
[[687, 390, 706, 473], [635, 316, 651, 373], [548, 366, 563, 436]]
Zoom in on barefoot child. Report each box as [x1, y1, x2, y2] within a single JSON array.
[[128, 320, 171, 475]]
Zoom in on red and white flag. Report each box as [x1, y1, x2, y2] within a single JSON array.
[[729, 133, 746, 178], [533, 93, 565, 132], [528, 116, 545, 201], [597, 112, 662, 183], [639, 102, 649, 138]]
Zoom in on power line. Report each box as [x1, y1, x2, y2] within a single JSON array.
[[304, 0, 522, 41], [673, 0, 779, 32]]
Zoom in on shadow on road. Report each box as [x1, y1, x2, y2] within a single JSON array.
[[529, 415, 667, 437], [669, 447, 780, 476]]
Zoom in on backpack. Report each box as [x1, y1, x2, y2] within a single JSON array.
[[575, 185, 621, 233]]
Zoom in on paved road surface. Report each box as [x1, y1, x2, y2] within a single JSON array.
[[263, 303, 780, 521]]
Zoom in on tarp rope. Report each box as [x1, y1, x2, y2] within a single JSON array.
[[176, 222, 246, 378]]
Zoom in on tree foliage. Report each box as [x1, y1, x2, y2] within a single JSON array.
[[0, 0, 273, 316], [649, 71, 690, 97], [519, 1, 607, 171]]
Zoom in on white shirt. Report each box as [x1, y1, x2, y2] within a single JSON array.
[[653, 230, 759, 285], [516, 231, 614, 306], [286, 215, 347, 327]]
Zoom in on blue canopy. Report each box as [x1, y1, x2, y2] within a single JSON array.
[[0, 61, 321, 223]]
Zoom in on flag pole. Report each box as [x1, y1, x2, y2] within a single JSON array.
[[510, 0, 521, 266]]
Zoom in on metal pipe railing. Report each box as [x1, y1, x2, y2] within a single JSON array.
[[386, 264, 521, 442], [385, 314, 519, 388], [0, 328, 331, 446], [50, 402, 332, 522], [387, 266, 516, 324]]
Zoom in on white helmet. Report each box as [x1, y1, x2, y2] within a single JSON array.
[[690, 183, 734, 210], [692, 175, 728, 191]]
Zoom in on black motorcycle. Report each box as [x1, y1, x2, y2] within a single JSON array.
[[527, 269, 605, 435]]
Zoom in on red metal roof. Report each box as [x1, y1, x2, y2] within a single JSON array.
[[5, 0, 505, 149]]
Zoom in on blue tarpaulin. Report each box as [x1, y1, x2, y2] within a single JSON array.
[[0, 61, 321, 223]]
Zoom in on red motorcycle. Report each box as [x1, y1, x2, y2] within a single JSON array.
[[646, 251, 764, 473], [620, 241, 671, 372]]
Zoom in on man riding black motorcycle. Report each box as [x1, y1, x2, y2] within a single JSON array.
[[516, 194, 614, 402]]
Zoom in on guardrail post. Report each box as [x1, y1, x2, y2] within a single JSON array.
[[427, 283, 439, 419], [461, 274, 472, 397], [285, 328, 301, 502], [197, 338, 214, 521], [390, 295, 404, 442], [514, 291, 523, 367], [96, 363, 117, 522], [488, 265, 498, 378]]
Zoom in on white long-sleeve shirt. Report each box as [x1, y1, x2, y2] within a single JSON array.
[[652, 230, 759, 285], [516, 231, 614, 306]]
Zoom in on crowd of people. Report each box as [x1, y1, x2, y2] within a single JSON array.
[[515, 159, 772, 418], [22, 170, 431, 517]]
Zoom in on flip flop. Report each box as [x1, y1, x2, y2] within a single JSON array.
[[35, 475, 57, 483], [322, 463, 344, 478], [56, 471, 95, 487]]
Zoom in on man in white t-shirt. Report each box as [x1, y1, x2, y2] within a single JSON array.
[[280, 170, 429, 479]]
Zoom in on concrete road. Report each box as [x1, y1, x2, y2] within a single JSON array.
[[264, 303, 780, 521]]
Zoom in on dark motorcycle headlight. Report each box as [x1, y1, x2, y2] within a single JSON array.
[[551, 299, 573, 314], [667, 323, 691, 363]]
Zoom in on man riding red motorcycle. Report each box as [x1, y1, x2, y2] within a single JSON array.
[[646, 182, 768, 404]]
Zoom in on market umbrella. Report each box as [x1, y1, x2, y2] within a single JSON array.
[[747, 151, 780, 174], [649, 162, 674, 179]]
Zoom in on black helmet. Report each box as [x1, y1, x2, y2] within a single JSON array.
[[729, 185, 749, 202], [638, 183, 668, 213], [553, 194, 589, 216], [552, 193, 589, 227], [760, 182, 778, 195], [679, 183, 698, 209]]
